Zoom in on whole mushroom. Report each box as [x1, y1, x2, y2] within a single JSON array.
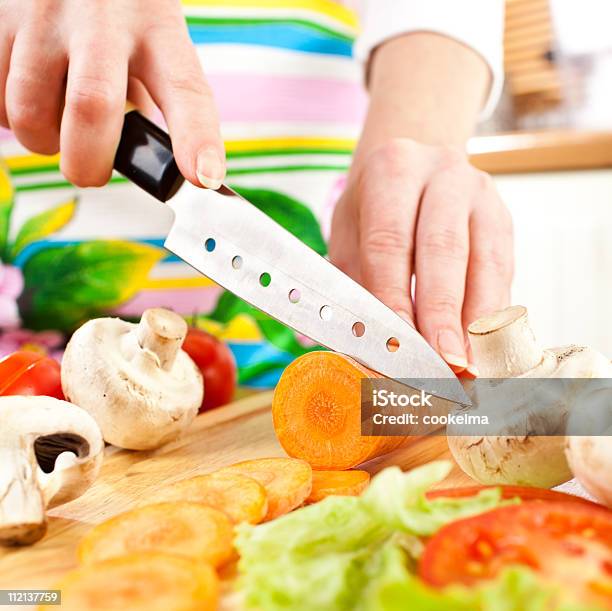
[[447, 305, 612, 487], [0, 396, 104, 545], [61, 308, 203, 450]]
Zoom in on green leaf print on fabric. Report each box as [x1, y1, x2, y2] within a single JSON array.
[[20, 240, 164, 331], [10, 197, 77, 260], [210, 291, 321, 358], [229, 186, 328, 256], [0, 163, 14, 260]]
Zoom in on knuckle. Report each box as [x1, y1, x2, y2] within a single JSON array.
[[436, 145, 466, 169], [424, 291, 462, 316], [367, 138, 418, 177], [363, 226, 408, 257], [420, 227, 467, 261], [167, 70, 211, 99], [66, 76, 121, 124], [475, 168, 495, 191], [472, 245, 512, 280], [7, 97, 48, 133]]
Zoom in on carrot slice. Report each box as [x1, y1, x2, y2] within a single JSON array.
[[217, 457, 312, 521], [272, 352, 406, 469], [156, 472, 268, 524], [78, 502, 234, 568], [306, 470, 371, 503], [47, 552, 218, 611]]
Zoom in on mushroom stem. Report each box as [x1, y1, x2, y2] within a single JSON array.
[[0, 444, 46, 545], [136, 308, 188, 371], [468, 305, 543, 377]]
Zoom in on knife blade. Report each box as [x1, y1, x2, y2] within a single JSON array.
[[114, 111, 469, 406]]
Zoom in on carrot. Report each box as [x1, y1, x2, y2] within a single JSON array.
[[306, 470, 371, 504], [272, 352, 406, 469], [217, 457, 312, 521], [156, 472, 268, 524], [47, 552, 218, 611], [78, 502, 234, 569]]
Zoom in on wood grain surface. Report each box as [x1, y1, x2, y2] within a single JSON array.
[[0, 390, 472, 607]]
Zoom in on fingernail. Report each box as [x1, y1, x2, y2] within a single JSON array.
[[437, 329, 468, 372], [196, 148, 225, 190]]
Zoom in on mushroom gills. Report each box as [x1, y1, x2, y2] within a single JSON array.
[[34, 433, 91, 474]]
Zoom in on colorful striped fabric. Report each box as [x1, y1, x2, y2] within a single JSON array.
[[0, 0, 367, 386]]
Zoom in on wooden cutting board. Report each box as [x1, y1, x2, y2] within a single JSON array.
[[0, 390, 472, 606]]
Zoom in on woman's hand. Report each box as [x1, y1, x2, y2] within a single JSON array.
[[0, 0, 225, 189], [329, 139, 513, 375]]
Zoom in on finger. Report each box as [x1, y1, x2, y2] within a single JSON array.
[[5, 27, 66, 154], [0, 31, 12, 128], [127, 76, 158, 120], [60, 33, 128, 187], [462, 182, 514, 374], [134, 22, 225, 189], [357, 143, 426, 323], [328, 186, 362, 284], [414, 169, 472, 372]]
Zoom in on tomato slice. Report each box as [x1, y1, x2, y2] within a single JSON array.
[[0, 350, 64, 399], [419, 501, 612, 607], [427, 485, 601, 507]]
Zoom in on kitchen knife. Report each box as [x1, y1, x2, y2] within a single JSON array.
[[113, 110, 469, 405]]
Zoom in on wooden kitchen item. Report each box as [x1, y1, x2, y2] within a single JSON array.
[[0, 391, 471, 607]]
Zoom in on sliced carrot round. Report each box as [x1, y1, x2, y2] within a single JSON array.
[[272, 352, 406, 470], [306, 469, 371, 503], [217, 457, 312, 521], [47, 552, 218, 611], [78, 502, 234, 568], [156, 472, 268, 524]]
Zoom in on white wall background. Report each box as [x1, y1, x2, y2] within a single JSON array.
[[495, 169, 612, 356]]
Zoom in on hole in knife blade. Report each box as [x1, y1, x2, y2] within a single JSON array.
[[289, 289, 301, 304], [204, 238, 216, 252], [352, 322, 365, 337], [319, 305, 332, 321], [232, 256, 243, 269], [259, 272, 271, 287], [386, 337, 400, 352]]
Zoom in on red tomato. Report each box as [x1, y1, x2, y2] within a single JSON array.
[[419, 501, 612, 607], [0, 350, 64, 399], [182, 328, 236, 412], [427, 485, 601, 507]]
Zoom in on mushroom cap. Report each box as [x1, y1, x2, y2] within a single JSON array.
[[0, 396, 104, 506], [62, 316, 203, 450]]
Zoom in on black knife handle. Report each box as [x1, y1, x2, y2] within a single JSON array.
[[113, 110, 185, 202]]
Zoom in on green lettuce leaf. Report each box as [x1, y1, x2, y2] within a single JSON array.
[[236, 461, 514, 611], [363, 464, 517, 536]]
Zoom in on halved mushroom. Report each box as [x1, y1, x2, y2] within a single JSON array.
[[0, 396, 104, 545], [61, 308, 203, 450]]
